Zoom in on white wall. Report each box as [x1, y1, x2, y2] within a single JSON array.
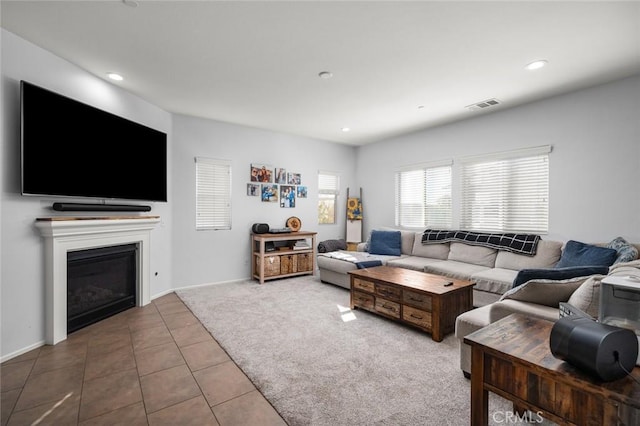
[[1, 30, 174, 358], [1, 30, 356, 359], [356, 74, 640, 244], [171, 114, 356, 288], [2, 26, 638, 360]]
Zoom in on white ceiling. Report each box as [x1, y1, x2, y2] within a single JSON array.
[[2, 1, 639, 145]]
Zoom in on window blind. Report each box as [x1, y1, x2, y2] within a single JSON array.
[[318, 171, 340, 224], [318, 171, 340, 194], [395, 162, 452, 229], [195, 157, 232, 230], [460, 146, 550, 233]]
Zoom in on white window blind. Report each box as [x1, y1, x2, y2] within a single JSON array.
[[318, 171, 340, 224], [460, 145, 550, 233], [395, 161, 452, 229], [195, 157, 232, 230]]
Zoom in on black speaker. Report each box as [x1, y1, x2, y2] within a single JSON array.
[[52, 202, 151, 212], [252, 223, 270, 234], [550, 316, 638, 381]]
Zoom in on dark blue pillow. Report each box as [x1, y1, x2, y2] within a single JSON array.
[[555, 240, 617, 268], [368, 230, 402, 256], [512, 266, 609, 288]]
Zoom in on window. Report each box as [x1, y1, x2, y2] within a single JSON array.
[[318, 171, 340, 224], [195, 157, 232, 230], [460, 145, 550, 233], [395, 161, 452, 228]]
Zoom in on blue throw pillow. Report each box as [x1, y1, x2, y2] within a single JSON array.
[[368, 230, 402, 256], [512, 266, 610, 288], [555, 240, 617, 268]]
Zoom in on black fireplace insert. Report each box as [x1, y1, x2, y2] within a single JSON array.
[[67, 243, 137, 333]]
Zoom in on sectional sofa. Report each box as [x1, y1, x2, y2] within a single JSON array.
[[317, 229, 564, 307]]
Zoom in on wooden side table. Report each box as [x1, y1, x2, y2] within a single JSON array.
[[464, 314, 640, 426], [251, 231, 317, 284]]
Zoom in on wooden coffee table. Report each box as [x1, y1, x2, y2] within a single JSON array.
[[348, 265, 475, 341], [464, 313, 640, 426]]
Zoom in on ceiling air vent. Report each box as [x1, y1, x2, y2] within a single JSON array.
[[466, 98, 501, 111]]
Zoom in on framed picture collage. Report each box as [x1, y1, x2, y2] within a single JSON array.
[[247, 163, 307, 208]]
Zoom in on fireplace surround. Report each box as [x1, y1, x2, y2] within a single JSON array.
[[35, 216, 160, 344]]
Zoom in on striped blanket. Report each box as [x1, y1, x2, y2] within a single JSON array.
[[421, 229, 540, 256]]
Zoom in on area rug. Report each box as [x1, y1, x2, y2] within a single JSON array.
[[177, 276, 550, 425]]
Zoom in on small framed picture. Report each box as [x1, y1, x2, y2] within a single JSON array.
[[247, 183, 260, 196], [287, 172, 301, 185], [251, 164, 273, 183], [261, 184, 278, 202], [274, 168, 287, 184], [280, 185, 296, 208], [296, 186, 307, 198]]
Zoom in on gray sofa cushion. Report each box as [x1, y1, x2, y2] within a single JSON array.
[[489, 299, 560, 323], [499, 276, 588, 307], [386, 256, 443, 271], [411, 232, 450, 259], [494, 239, 562, 271], [566, 275, 604, 318], [471, 268, 518, 295], [447, 242, 497, 267], [424, 260, 490, 281]]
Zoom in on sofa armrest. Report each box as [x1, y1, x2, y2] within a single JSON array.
[[489, 299, 559, 323]]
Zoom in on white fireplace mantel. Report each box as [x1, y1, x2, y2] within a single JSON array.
[[35, 216, 160, 344]]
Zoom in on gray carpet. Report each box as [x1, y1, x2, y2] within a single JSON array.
[[177, 275, 550, 425]]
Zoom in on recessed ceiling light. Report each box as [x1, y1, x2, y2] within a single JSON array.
[[417, 105, 425, 109], [318, 71, 333, 79], [341, 127, 351, 132], [525, 60, 548, 71], [107, 73, 124, 81]]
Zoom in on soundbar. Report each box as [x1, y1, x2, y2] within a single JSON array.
[[52, 202, 151, 212]]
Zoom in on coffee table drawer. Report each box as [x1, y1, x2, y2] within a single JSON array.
[[375, 283, 401, 301], [353, 278, 375, 293], [352, 290, 374, 311], [402, 306, 432, 329], [403, 290, 432, 311], [375, 298, 400, 318]]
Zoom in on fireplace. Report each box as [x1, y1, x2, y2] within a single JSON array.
[[67, 244, 137, 333], [36, 216, 160, 344]]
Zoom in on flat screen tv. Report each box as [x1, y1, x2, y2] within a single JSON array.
[[21, 80, 167, 202]]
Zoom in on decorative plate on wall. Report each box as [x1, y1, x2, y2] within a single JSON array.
[[286, 216, 302, 232]]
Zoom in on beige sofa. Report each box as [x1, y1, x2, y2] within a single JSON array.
[[455, 258, 640, 377], [317, 229, 563, 307]]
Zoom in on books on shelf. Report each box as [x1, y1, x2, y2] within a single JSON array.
[[291, 239, 310, 250]]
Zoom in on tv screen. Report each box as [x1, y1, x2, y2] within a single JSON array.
[[21, 80, 167, 202]]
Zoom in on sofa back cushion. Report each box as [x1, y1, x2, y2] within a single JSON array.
[[398, 230, 416, 255], [495, 239, 563, 271], [447, 242, 497, 267], [500, 276, 588, 307], [411, 232, 449, 259]]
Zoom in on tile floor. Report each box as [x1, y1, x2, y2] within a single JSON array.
[[1, 292, 287, 426]]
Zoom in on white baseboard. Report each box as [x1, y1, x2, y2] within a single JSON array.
[[1, 340, 46, 363]]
